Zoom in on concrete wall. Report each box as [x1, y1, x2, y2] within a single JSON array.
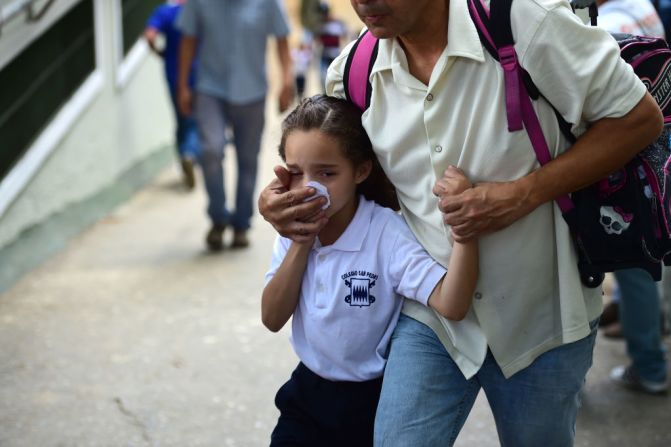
[[0, 0, 174, 292]]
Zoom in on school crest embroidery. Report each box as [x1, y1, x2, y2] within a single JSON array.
[[342, 270, 378, 307]]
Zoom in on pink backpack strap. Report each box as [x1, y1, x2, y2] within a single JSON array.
[[468, 0, 522, 132], [344, 31, 379, 111], [468, 0, 575, 214]]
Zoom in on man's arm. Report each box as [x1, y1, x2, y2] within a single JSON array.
[[437, 92, 663, 242], [177, 35, 198, 116], [275, 36, 294, 113]]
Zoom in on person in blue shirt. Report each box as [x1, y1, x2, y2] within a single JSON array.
[[144, 0, 200, 190]]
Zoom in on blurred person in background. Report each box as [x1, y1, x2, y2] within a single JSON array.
[[145, 0, 200, 190], [292, 38, 313, 101], [652, 0, 671, 37], [316, 2, 348, 90], [176, 0, 293, 251], [597, 0, 665, 36], [300, 0, 323, 40]]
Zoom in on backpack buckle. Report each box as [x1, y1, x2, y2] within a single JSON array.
[[498, 45, 518, 71], [497, 45, 523, 131]]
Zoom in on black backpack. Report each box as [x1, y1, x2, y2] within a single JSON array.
[[343, 0, 671, 287]]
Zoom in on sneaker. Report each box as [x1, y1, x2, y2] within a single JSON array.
[[180, 157, 196, 190], [231, 230, 249, 249], [610, 365, 668, 395], [205, 224, 226, 251]]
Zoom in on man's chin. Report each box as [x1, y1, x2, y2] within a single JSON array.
[[365, 26, 395, 39]]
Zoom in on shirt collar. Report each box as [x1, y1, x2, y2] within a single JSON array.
[[315, 197, 373, 252], [370, 0, 485, 76]]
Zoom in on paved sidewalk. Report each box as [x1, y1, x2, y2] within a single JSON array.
[[1, 100, 670, 446]]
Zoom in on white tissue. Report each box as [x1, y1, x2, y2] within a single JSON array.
[[304, 181, 331, 210]]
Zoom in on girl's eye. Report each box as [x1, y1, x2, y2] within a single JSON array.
[[320, 171, 335, 177], [290, 172, 303, 177]]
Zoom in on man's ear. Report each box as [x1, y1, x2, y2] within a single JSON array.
[[355, 160, 373, 184]]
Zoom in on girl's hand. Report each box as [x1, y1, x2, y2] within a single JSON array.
[[433, 166, 528, 242], [432, 165, 472, 197]]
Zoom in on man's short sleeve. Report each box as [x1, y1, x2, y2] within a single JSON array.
[[515, 2, 646, 126], [268, 0, 291, 37], [175, 0, 199, 36]]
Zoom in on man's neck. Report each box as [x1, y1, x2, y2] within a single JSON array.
[[397, 1, 449, 85]]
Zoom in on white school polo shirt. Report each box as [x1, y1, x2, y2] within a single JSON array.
[[265, 198, 446, 382], [327, 0, 646, 378]]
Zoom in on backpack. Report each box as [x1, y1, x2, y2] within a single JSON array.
[[343, 0, 671, 287]]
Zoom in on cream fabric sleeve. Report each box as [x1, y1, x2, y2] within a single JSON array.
[[513, 0, 647, 127]]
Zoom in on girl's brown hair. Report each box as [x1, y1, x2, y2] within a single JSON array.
[[278, 95, 399, 210]]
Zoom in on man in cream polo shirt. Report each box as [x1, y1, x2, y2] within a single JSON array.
[[259, 0, 663, 445]]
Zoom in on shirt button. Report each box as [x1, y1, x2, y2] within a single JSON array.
[[435, 145, 443, 153], [474, 292, 483, 300], [426, 93, 434, 101], [318, 254, 326, 261]]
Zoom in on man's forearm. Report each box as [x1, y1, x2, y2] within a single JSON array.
[[442, 92, 664, 241]]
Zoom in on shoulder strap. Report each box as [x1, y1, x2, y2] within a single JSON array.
[[468, 0, 575, 214], [468, 0, 576, 142], [468, 0, 541, 100], [343, 31, 379, 111]]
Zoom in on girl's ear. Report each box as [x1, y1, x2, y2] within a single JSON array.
[[355, 160, 373, 185]]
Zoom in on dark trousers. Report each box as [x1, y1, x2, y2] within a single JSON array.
[[270, 362, 383, 447]]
